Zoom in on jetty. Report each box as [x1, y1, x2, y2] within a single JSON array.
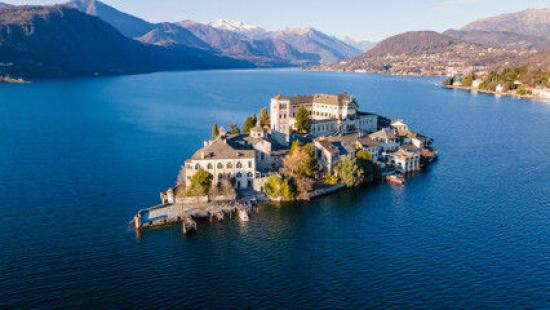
[[130, 197, 259, 234]]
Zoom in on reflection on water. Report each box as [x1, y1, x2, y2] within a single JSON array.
[[0, 69, 548, 308]]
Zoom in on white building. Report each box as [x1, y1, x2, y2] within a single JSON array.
[[368, 128, 399, 152], [270, 93, 377, 144], [184, 138, 257, 189], [389, 149, 420, 173]]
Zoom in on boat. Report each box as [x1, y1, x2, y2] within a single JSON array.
[[238, 209, 249, 222], [386, 174, 405, 186]]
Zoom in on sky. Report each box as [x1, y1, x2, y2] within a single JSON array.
[[4, 0, 550, 41]]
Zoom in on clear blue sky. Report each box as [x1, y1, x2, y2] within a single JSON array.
[[5, 0, 550, 41]]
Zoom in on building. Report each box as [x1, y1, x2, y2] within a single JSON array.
[[184, 138, 256, 189], [368, 128, 399, 152], [270, 93, 377, 144], [314, 133, 380, 173], [390, 119, 409, 133], [389, 149, 420, 173]]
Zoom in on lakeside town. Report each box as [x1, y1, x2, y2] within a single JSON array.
[[131, 93, 438, 232], [443, 65, 550, 101]]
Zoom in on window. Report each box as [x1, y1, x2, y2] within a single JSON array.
[[236, 162, 242, 169], [218, 173, 223, 179], [227, 162, 233, 169], [248, 161, 252, 168], [247, 172, 253, 178], [217, 163, 223, 169], [194, 164, 200, 170], [207, 163, 213, 169], [236, 172, 242, 178]]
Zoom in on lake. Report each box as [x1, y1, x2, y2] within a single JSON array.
[[0, 69, 548, 308]]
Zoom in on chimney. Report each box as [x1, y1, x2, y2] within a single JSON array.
[[201, 151, 205, 159]]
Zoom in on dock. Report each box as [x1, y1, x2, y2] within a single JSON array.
[[130, 197, 259, 234]]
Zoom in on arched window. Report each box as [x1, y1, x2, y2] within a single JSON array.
[[227, 162, 233, 169], [195, 164, 200, 170], [218, 173, 223, 179], [236, 162, 242, 169], [217, 163, 223, 169], [207, 163, 213, 169], [236, 172, 242, 178], [247, 172, 253, 178]]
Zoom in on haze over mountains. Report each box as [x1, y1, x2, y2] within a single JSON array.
[[0, 5, 249, 78], [312, 8, 550, 75], [68, 0, 361, 66], [0, 0, 548, 79]]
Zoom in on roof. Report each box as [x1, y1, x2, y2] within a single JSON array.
[[315, 133, 362, 156], [191, 138, 255, 160], [390, 119, 407, 127], [369, 128, 396, 140], [273, 93, 354, 107], [400, 144, 420, 153], [391, 149, 418, 159], [356, 136, 379, 147], [273, 94, 289, 100]]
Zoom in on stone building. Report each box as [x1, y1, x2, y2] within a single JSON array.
[[184, 138, 256, 189], [269, 93, 378, 145]]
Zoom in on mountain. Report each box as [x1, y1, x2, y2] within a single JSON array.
[[137, 22, 211, 50], [364, 31, 469, 57], [67, 0, 155, 38], [208, 19, 266, 37], [268, 27, 362, 63], [309, 31, 534, 75], [443, 29, 550, 50], [0, 2, 14, 8], [462, 8, 550, 38], [180, 20, 319, 66], [342, 37, 377, 52], [65, 0, 358, 66], [0, 6, 250, 78]]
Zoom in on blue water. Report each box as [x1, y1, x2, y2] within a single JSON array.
[[0, 69, 548, 308]]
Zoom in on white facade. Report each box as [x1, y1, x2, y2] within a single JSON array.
[[185, 157, 256, 189], [270, 93, 377, 137], [390, 150, 420, 173]]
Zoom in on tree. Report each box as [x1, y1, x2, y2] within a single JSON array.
[[186, 168, 213, 196], [295, 106, 310, 133], [264, 174, 296, 200], [281, 142, 317, 198], [243, 116, 254, 135], [260, 107, 269, 127], [229, 123, 240, 135], [251, 113, 257, 127], [356, 149, 372, 161], [211, 123, 219, 139], [334, 156, 364, 188]]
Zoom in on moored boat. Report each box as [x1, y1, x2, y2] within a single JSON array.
[[238, 209, 249, 221], [386, 174, 405, 186]]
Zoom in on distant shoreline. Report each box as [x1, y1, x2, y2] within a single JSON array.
[[443, 85, 549, 102]]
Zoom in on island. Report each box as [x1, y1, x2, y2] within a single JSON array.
[[443, 65, 550, 101], [131, 93, 438, 233]]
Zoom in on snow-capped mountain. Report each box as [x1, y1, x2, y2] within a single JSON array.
[[208, 19, 266, 36]]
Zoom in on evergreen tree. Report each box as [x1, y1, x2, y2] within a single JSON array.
[[186, 168, 213, 196], [229, 123, 240, 135], [334, 156, 365, 188], [295, 106, 311, 133], [251, 113, 257, 127], [260, 107, 269, 127], [243, 116, 254, 135], [211, 123, 219, 139]]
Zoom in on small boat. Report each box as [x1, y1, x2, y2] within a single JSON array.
[[386, 174, 405, 186], [238, 209, 249, 222]]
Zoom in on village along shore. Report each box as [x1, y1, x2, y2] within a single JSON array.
[[131, 93, 438, 234]]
